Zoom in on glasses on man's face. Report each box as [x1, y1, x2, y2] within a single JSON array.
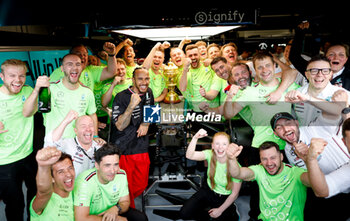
[[306, 68, 332, 75]]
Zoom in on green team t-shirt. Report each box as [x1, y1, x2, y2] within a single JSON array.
[[43, 81, 97, 138], [94, 79, 113, 117], [249, 163, 307, 221], [230, 89, 253, 123], [125, 64, 139, 79], [204, 149, 241, 195], [175, 67, 193, 110], [0, 86, 33, 165], [73, 168, 129, 215], [236, 80, 300, 149], [183, 65, 218, 112], [209, 74, 228, 106], [175, 66, 184, 88], [29, 192, 74, 221], [49, 65, 103, 91], [102, 79, 133, 109], [148, 68, 167, 101]]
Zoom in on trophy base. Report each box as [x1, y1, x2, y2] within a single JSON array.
[[163, 93, 181, 104]]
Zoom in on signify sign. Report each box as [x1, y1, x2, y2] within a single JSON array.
[[160, 8, 259, 26]]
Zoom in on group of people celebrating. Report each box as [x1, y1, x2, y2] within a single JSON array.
[[1, 20, 350, 221]]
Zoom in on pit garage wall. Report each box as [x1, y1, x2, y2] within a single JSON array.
[[0, 49, 69, 87]]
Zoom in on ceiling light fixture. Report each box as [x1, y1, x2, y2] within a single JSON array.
[[112, 25, 240, 41]]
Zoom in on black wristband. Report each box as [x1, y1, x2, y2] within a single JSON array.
[[108, 53, 116, 57]]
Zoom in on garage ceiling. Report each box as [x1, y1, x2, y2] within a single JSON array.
[[0, 2, 349, 56]]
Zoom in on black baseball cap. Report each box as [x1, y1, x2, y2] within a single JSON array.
[[270, 112, 296, 130]]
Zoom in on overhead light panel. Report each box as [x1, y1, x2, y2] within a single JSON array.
[[112, 25, 240, 41]]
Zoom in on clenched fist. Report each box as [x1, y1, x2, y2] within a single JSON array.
[[36, 147, 62, 167], [129, 93, 141, 109], [227, 143, 243, 159]]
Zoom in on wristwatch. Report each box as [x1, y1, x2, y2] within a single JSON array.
[[115, 203, 122, 214], [341, 107, 350, 114]]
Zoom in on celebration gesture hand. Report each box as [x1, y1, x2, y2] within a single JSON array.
[[103, 42, 116, 55], [123, 38, 133, 47], [199, 85, 206, 97], [308, 138, 327, 161], [112, 76, 123, 86], [34, 75, 50, 93], [194, 129, 208, 139], [161, 41, 171, 49], [198, 102, 210, 113], [227, 143, 243, 159], [129, 93, 141, 109], [332, 89, 348, 107], [63, 110, 79, 125], [227, 84, 240, 98], [292, 141, 309, 162], [36, 147, 62, 167], [285, 90, 310, 103], [183, 58, 191, 70]]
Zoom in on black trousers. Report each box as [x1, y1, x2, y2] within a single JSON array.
[[121, 207, 148, 221], [179, 182, 239, 221], [0, 152, 37, 221], [304, 188, 350, 221], [246, 147, 261, 220]]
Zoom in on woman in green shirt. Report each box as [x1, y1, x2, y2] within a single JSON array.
[[179, 129, 241, 220]]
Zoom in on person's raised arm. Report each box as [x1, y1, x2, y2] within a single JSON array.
[[305, 138, 329, 197], [265, 54, 298, 104], [115, 93, 141, 131], [179, 58, 191, 92], [142, 42, 170, 70], [115, 38, 133, 57], [227, 143, 255, 181], [289, 22, 310, 75], [100, 42, 118, 81], [186, 129, 207, 161], [223, 85, 243, 119], [142, 42, 162, 70], [285, 89, 347, 120], [101, 76, 122, 108], [199, 85, 219, 101], [51, 110, 78, 142], [23, 75, 50, 117], [31, 147, 62, 215], [178, 38, 191, 50]]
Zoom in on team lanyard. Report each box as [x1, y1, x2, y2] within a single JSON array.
[[74, 137, 96, 161]]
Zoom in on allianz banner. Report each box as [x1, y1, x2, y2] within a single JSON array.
[[0, 49, 69, 87]]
